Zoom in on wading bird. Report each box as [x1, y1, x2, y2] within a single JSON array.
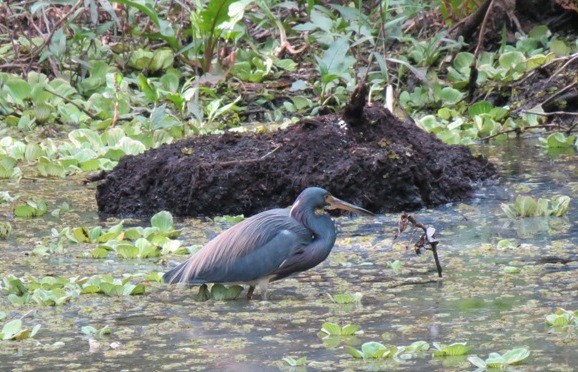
[[163, 187, 373, 299]]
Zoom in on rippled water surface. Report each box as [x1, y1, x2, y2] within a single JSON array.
[[1, 139, 577, 371]]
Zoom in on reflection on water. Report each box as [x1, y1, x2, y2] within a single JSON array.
[[0, 139, 577, 370]]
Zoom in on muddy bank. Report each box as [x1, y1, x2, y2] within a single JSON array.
[[96, 97, 496, 217]]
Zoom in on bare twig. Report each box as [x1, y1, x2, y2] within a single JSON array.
[[546, 53, 578, 85], [43, 86, 98, 120], [395, 212, 442, 278], [522, 110, 578, 117], [468, 0, 495, 101], [26, 0, 84, 73], [539, 82, 578, 110]]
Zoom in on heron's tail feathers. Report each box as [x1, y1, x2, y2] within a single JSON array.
[[163, 261, 188, 284]]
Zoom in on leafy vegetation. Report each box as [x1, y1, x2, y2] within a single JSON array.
[[501, 195, 571, 218], [32, 210, 188, 258], [431, 342, 471, 357], [282, 356, 307, 366], [327, 292, 363, 304], [1, 273, 147, 306], [468, 348, 531, 369], [346, 340, 429, 360], [0, 0, 575, 192], [0, 318, 41, 341], [545, 308, 578, 327]]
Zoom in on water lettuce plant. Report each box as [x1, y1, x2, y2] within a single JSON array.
[[0, 319, 41, 341], [346, 340, 429, 360], [468, 348, 530, 369], [432, 342, 471, 357], [282, 356, 307, 366], [0, 221, 12, 239], [1, 273, 147, 305], [319, 322, 361, 336], [79, 275, 146, 296], [81, 325, 111, 337], [327, 292, 363, 304], [13, 199, 47, 218], [545, 308, 577, 326], [501, 195, 571, 218], [318, 322, 362, 348]]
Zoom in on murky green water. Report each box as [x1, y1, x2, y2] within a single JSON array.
[[1, 139, 577, 371]]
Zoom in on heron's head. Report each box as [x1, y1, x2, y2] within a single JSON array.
[[291, 187, 374, 216]]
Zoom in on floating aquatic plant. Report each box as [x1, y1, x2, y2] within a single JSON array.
[[13, 199, 47, 218], [346, 340, 429, 360], [282, 356, 307, 366], [0, 221, 12, 239], [0, 319, 41, 341], [318, 322, 362, 348], [501, 195, 571, 218], [1, 274, 146, 305], [432, 342, 471, 357], [468, 348, 530, 369], [327, 292, 363, 304], [209, 284, 244, 301], [81, 325, 111, 337], [545, 308, 577, 327]]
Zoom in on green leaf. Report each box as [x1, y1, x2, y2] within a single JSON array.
[[503, 266, 521, 274], [514, 195, 537, 217], [551, 195, 570, 217], [361, 341, 388, 358], [14, 204, 35, 218], [150, 48, 174, 71], [550, 40, 569, 57], [282, 356, 307, 366], [468, 356, 487, 368], [341, 324, 360, 336], [317, 37, 355, 77], [468, 101, 493, 116], [150, 211, 174, 233], [198, 0, 236, 34], [502, 348, 530, 364], [91, 247, 110, 259], [29, 324, 41, 338], [321, 322, 342, 336], [545, 133, 574, 148], [432, 342, 470, 356], [406, 341, 430, 351], [328, 292, 363, 304], [499, 51, 526, 72], [438, 87, 464, 105], [2, 319, 23, 340], [345, 346, 365, 359], [24, 143, 43, 161], [210, 284, 242, 300], [116, 244, 139, 259], [6, 79, 31, 106]]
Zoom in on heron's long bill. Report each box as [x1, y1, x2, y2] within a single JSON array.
[[326, 195, 374, 216]]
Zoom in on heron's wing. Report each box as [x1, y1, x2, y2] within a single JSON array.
[[163, 209, 312, 284]]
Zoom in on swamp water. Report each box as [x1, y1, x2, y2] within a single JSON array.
[[0, 138, 577, 371]]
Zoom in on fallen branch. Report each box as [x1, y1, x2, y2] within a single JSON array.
[[394, 212, 443, 278]]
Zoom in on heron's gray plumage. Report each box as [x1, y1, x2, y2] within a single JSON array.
[[163, 208, 313, 284], [163, 187, 373, 299]]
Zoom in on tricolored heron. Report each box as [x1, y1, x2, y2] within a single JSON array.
[[163, 187, 374, 299]]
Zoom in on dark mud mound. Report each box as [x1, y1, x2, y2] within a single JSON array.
[[96, 103, 495, 218]]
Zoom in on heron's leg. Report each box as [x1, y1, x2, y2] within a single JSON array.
[[197, 284, 210, 301], [246, 285, 255, 300], [258, 280, 269, 300]]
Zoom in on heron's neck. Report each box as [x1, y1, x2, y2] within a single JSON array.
[[291, 206, 336, 243]]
